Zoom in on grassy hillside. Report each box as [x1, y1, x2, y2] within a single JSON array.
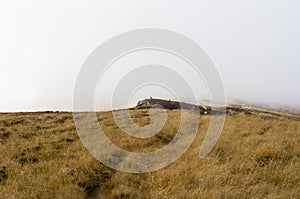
[[0, 108, 299, 198]]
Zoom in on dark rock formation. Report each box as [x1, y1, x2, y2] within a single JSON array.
[[135, 98, 211, 114]]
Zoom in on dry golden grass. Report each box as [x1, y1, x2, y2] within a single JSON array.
[[0, 109, 299, 198]]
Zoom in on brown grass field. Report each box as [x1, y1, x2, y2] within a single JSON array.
[[0, 108, 299, 198]]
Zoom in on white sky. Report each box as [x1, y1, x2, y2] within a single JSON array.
[[0, 0, 299, 112]]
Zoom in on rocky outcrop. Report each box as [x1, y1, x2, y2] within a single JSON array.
[[135, 98, 211, 114]]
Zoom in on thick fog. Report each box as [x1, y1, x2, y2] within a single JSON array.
[[0, 1, 299, 112]]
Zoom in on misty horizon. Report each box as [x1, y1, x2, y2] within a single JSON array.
[[0, 1, 299, 112]]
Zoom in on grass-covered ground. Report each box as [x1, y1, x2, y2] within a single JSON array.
[[0, 108, 299, 198]]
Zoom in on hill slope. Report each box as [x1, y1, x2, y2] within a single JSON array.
[[0, 102, 299, 198]]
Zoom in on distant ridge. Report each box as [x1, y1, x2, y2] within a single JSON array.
[[131, 98, 300, 121]]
